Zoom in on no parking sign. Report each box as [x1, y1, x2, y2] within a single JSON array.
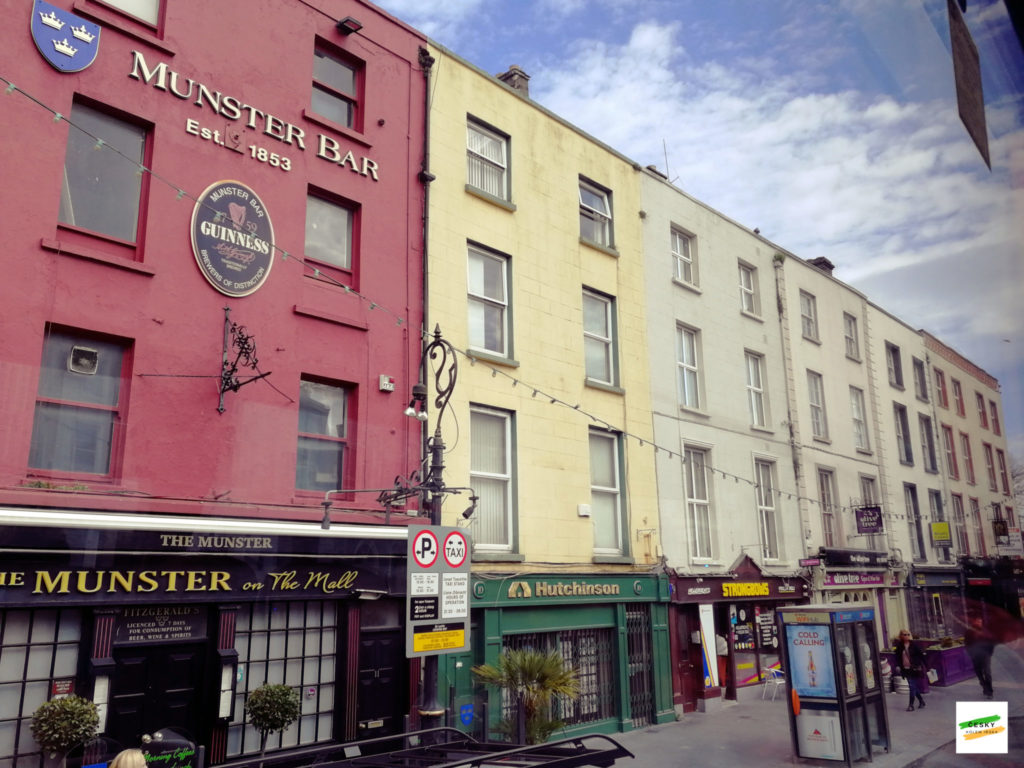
[[406, 525, 471, 657]]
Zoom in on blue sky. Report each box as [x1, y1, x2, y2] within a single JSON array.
[[376, 0, 1024, 461]]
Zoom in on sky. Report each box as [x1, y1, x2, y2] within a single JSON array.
[[374, 0, 1024, 461]]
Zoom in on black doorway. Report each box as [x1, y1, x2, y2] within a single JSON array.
[[108, 642, 209, 748]]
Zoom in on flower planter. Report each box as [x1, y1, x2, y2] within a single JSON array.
[[923, 645, 972, 686]]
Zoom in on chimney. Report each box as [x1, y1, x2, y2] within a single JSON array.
[[497, 65, 530, 96], [808, 257, 835, 276]]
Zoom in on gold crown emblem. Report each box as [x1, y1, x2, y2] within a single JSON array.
[[70, 24, 95, 43], [53, 38, 77, 57], [39, 10, 65, 30]]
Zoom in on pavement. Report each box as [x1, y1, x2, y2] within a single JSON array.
[[608, 643, 1024, 767]]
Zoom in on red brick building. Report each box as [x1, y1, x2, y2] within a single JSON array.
[[0, 0, 427, 764]]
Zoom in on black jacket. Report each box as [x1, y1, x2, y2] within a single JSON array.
[[893, 640, 926, 677]]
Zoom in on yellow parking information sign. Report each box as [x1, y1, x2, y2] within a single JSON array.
[[413, 623, 466, 653]]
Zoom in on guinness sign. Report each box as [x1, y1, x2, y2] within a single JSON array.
[[191, 180, 274, 297]]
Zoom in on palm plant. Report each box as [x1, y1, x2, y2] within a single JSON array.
[[471, 647, 580, 744]]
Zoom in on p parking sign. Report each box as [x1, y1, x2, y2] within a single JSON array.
[[407, 525, 470, 657]]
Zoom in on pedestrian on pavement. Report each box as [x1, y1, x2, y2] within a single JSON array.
[[893, 629, 926, 711], [965, 616, 996, 699]]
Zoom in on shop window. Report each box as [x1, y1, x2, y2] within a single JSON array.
[[0, 609, 83, 765], [29, 327, 130, 478], [227, 601, 337, 757]]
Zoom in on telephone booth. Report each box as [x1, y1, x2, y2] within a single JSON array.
[[778, 604, 890, 765]]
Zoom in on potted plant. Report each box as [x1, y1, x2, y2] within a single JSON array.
[[472, 648, 580, 745], [30, 695, 99, 765], [245, 684, 300, 768]]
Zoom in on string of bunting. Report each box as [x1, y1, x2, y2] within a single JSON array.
[[5, 75, 1009, 526]]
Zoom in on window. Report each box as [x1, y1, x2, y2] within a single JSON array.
[[843, 313, 860, 359], [579, 178, 612, 246], [989, 401, 1001, 435], [997, 449, 1010, 495], [930, 490, 951, 562], [951, 494, 969, 555], [672, 228, 697, 285], [983, 443, 997, 491], [952, 379, 965, 416], [894, 404, 913, 465], [305, 193, 353, 271], [799, 291, 819, 341], [976, 393, 988, 428], [860, 475, 878, 504], [755, 460, 779, 560], [59, 101, 147, 243], [466, 119, 509, 200], [296, 379, 348, 491], [589, 430, 624, 555], [850, 386, 869, 451], [467, 245, 509, 356], [226, 601, 337, 757], [961, 433, 976, 484], [941, 425, 958, 479], [470, 406, 513, 551], [886, 343, 904, 388], [745, 352, 767, 427], [683, 447, 714, 560], [738, 262, 759, 314], [818, 468, 839, 547], [919, 414, 937, 472], [969, 497, 985, 555], [101, 0, 159, 24], [312, 48, 358, 129], [677, 325, 702, 410], [933, 368, 949, 408], [807, 370, 829, 440], [583, 290, 616, 385], [912, 358, 928, 401], [29, 328, 129, 476], [905, 484, 924, 560]]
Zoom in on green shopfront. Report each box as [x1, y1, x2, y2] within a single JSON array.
[[437, 573, 674, 737]]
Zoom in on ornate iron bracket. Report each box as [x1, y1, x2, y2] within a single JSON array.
[[218, 307, 270, 412]]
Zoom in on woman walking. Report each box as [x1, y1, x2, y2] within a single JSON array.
[[893, 629, 926, 711]]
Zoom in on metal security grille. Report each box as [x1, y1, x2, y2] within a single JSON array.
[[625, 604, 654, 727], [226, 601, 338, 758], [503, 628, 615, 726], [0, 608, 83, 768]]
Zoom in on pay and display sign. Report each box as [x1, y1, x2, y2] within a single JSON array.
[[407, 525, 470, 657]]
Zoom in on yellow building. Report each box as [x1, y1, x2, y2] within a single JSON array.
[[422, 46, 673, 732]]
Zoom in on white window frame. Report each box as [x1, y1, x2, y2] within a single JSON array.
[[976, 392, 988, 428], [799, 291, 819, 341], [684, 447, 714, 561], [929, 489, 951, 562], [969, 497, 983, 554], [895, 404, 913, 465], [942, 425, 959, 479], [755, 459, 779, 560], [677, 325, 702, 411], [850, 386, 870, 451], [739, 262, 759, 315], [470, 405, 514, 552], [843, 313, 860, 359], [886, 343, 903, 388], [467, 245, 510, 357], [102, 0, 159, 25], [579, 178, 612, 247], [961, 433, 975, 484], [919, 414, 938, 472], [905, 484, 924, 560], [807, 370, 829, 440], [997, 449, 1010, 495], [589, 429, 624, 556], [583, 290, 616, 385], [951, 494, 969, 555], [952, 379, 965, 416], [983, 443, 997, 491], [466, 119, 509, 200], [912, 358, 929, 401], [934, 368, 949, 408], [672, 228, 697, 285], [818, 468, 840, 547], [990, 402, 1001, 436], [745, 352, 767, 427]]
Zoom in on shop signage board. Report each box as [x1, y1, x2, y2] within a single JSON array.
[[406, 525, 470, 657], [854, 506, 883, 535]]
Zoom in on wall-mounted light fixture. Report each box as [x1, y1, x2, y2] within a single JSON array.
[[403, 382, 429, 422], [336, 16, 363, 35]]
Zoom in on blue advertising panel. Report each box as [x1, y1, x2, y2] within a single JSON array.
[[786, 624, 836, 698]]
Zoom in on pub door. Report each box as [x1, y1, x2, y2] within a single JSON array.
[[108, 642, 210, 747], [357, 629, 406, 737], [675, 607, 701, 713]]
